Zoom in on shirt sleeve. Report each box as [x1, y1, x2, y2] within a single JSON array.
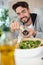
[[35, 31, 43, 39], [34, 15, 41, 32], [34, 15, 43, 39]]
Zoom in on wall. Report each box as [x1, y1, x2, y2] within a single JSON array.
[[8, 0, 43, 16]]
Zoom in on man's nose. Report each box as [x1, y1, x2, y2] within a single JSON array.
[[20, 13, 24, 18]]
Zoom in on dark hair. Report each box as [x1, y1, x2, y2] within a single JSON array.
[[12, 1, 29, 11]]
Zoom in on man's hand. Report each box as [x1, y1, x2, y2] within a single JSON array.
[[19, 28, 37, 38], [24, 28, 37, 38], [10, 21, 20, 32]]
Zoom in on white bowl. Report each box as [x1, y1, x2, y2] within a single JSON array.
[[15, 47, 43, 58], [15, 38, 43, 58]]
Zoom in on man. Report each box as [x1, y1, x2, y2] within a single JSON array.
[[10, 1, 43, 39]]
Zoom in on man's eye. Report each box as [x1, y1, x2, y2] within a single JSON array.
[[17, 13, 20, 15], [17, 10, 26, 16]]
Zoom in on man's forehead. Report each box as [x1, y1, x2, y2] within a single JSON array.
[[16, 6, 27, 13]]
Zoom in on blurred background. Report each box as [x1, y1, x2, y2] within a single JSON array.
[[0, 0, 43, 40], [0, 0, 43, 17]]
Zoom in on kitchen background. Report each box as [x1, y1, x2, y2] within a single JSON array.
[[0, 0, 43, 40], [0, 0, 43, 17]]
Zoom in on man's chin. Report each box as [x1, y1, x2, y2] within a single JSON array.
[[20, 19, 28, 24], [22, 21, 28, 24]]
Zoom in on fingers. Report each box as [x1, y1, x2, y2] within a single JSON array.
[[16, 22, 20, 30], [23, 28, 35, 38], [10, 21, 20, 32], [25, 31, 33, 38], [10, 22, 15, 32], [19, 30, 23, 36]]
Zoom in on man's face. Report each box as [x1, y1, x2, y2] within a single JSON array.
[[16, 6, 30, 23]]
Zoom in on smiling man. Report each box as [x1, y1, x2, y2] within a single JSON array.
[[10, 1, 43, 39]]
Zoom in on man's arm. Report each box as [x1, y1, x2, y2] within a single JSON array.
[[34, 15, 43, 39]]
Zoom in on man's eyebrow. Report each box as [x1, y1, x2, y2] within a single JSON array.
[[21, 9, 25, 13], [17, 12, 20, 15]]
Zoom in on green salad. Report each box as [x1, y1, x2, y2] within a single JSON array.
[[19, 40, 41, 49]]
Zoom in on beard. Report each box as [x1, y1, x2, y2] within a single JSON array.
[[20, 16, 30, 25]]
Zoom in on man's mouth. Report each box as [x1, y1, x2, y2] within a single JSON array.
[[21, 16, 30, 25], [21, 16, 28, 20]]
